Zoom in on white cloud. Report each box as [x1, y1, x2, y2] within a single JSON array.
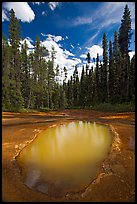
[[80, 45, 103, 60], [48, 2, 59, 11], [80, 54, 87, 59], [32, 2, 45, 5], [64, 50, 75, 57], [45, 34, 64, 42], [42, 11, 47, 16], [32, 2, 41, 5], [41, 35, 81, 79], [54, 36, 64, 42], [43, 34, 64, 42], [66, 36, 69, 39], [19, 37, 34, 54], [71, 44, 74, 49], [72, 16, 92, 26], [20, 37, 34, 47], [41, 33, 46, 37], [77, 31, 101, 57], [79, 47, 81, 50], [87, 45, 103, 58], [2, 9, 9, 22], [94, 2, 135, 30], [129, 51, 135, 60], [2, 2, 35, 23], [26, 37, 34, 44]]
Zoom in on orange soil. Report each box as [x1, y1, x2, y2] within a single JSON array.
[[2, 110, 135, 202]]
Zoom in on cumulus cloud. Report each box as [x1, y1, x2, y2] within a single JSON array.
[[66, 36, 69, 39], [19, 37, 34, 54], [20, 37, 34, 47], [2, 2, 35, 23], [87, 45, 103, 58], [80, 45, 103, 60], [54, 36, 64, 42], [41, 35, 81, 78], [46, 34, 64, 42], [64, 50, 75, 57], [48, 2, 59, 11], [80, 54, 87, 59]]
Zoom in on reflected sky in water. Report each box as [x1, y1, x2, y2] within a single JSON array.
[[17, 121, 112, 195]]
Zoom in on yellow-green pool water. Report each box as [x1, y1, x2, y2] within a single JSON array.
[[16, 121, 112, 196]]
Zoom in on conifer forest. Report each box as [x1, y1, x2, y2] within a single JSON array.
[[2, 5, 135, 111]]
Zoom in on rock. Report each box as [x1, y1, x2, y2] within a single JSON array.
[[15, 145, 18, 149]]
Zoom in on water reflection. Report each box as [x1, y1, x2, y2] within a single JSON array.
[[16, 121, 112, 196]]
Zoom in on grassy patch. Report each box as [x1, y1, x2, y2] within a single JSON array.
[[91, 102, 135, 112]]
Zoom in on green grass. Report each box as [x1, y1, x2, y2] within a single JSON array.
[[91, 102, 135, 112], [2, 102, 135, 113]]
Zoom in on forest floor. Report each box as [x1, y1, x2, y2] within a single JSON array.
[[2, 109, 135, 202]]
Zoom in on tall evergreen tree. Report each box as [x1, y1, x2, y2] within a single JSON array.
[[20, 40, 30, 108], [72, 65, 79, 106], [2, 35, 11, 110], [108, 40, 114, 103], [113, 31, 123, 103], [118, 4, 133, 56], [9, 9, 24, 110], [86, 52, 91, 64], [79, 65, 86, 107], [88, 66, 94, 105], [129, 55, 135, 101], [118, 5, 133, 101], [102, 33, 108, 102], [95, 53, 100, 103]]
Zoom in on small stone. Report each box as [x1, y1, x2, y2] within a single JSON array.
[[15, 145, 18, 149]]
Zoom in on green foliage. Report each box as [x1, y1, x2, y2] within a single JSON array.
[[102, 33, 108, 102], [2, 6, 135, 113], [92, 102, 135, 112], [118, 4, 133, 56]]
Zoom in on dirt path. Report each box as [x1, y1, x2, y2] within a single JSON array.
[[2, 110, 135, 202]]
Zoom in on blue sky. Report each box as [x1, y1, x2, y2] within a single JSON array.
[[2, 2, 135, 78]]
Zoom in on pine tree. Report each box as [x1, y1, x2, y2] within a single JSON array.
[[47, 60, 55, 109], [20, 40, 30, 108], [69, 76, 74, 107], [118, 5, 133, 56], [99, 62, 103, 102], [129, 55, 135, 101], [86, 52, 91, 64], [79, 65, 86, 107], [9, 9, 24, 110], [2, 35, 11, 110], [102, 33, 108, 102], [88, 66, 94, 106], [113, 31, 122, 103], [72, 65, 79, 106], [118, 5, 133, 101], [108, 40, 114, 103], [95, 53, 100, 103]]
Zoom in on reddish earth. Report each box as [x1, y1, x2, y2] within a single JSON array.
[[2, 110, 135, 202]]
